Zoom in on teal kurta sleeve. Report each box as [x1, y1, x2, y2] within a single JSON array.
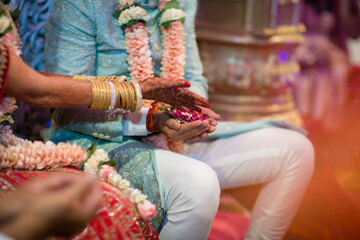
[[44, 0, 151, 141], [45, 0, 96, 75], [181, 0, 208, 99]]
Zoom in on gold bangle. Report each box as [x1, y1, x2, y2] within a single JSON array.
[[94, 81, 103, 110], [90, 81, 99, 110], [113, 81, 122, 109], [101, 81, 111, 111], [123, 81, 132, 111]]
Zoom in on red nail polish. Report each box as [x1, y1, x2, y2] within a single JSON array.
[[184, 81, 191, 87]]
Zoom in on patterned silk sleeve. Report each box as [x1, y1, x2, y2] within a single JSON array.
[[44, 0, 96, 75], [44, 0, 149, 141], [181, 0, 209, 99], [0, 42, 10, 101]]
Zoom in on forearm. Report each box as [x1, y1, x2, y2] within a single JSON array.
[[4, 51, 92, 108]]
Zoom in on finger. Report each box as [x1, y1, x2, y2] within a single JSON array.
[[178, 121, 210, 139], [77, 179, 101, 217], [208, 125, 216, 133], [185, 131, 208, 142], [208, 118, 218, 127], [199, 107, 221, 119], [164, 118, 181, 130], [28, 173, 77, 194], [176, 89, 210, 108], [174, 103, 202, 112], [56, 175, 97, 204], [158, 78, 191, 88]]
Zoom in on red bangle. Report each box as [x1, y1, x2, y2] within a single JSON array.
[[146, 102, 162, 132]]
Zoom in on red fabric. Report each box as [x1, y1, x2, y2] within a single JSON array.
[[0, 168, 159, 240], [208, 211, 248, 240], [0, 44, 10, 101]]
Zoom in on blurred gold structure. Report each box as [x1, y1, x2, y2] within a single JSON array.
[[196, 0, 304, 126]]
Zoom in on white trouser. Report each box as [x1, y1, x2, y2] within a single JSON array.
[[156, 127, 314, 240], [155, 150, 220, 240]]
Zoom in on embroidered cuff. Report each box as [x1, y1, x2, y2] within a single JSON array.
[[123, 107, 149, 136]]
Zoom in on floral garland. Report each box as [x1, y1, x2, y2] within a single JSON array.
[[114, 0, 188, 153], [0, 5, 156, 222], [114, 0, 186, 82]]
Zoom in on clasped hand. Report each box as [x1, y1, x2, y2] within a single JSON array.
[[154, 106, 220, 142], [139, 77, 209, 111]]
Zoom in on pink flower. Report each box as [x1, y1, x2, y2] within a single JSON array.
[[158, 0, 171, 11], [160, 21, 186, 80], [124, 22, 153, 81], [172, 108, 208, 122], [98, 164, 116, 179], [137, 200, 157, 221]]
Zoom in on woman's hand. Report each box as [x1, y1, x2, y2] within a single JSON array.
[[0, 173, 101, 240], [139, 77, 209, 110], [154, 110, 217, 142]]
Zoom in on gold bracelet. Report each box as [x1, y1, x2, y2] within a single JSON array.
[[100, 81, 111, 111], [113, 81, 122, 109], [90, 81, 99, 110], [96, 81, 106, 110], [123, 81, 134, 112]]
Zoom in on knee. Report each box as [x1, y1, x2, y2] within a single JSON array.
[[282, 131, 315, 180], [181, 162, 220, 218]]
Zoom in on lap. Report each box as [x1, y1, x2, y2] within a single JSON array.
[[184, 127, 313, 189]]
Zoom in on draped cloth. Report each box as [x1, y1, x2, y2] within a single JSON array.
[[0, 168, 158, 240]]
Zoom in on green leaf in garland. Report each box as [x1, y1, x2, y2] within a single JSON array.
[[10, 8, 20, 22], [161, 21, 171, 29], [113, 3, 142, 19], [160, 17, 185, 29], [86, 141, 98, 160], [0, 25, 12, 38], [121, 19, 147, 30], [99, 160, 119, 169], [80, 141, 98, 170], [162, 0, 180, 13], [113, 9, 121, 19], [0, 9, 5, 17]]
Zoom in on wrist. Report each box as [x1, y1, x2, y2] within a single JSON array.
[[146, 106, 161, 132]]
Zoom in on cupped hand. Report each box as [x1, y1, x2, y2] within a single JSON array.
[[184, 107, 220, 142], [139, 77, 209, 111], [154, 111, 215, 142]]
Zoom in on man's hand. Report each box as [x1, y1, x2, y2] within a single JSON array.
[[139, 77, 209, 111], [154, 109, 218, 142]]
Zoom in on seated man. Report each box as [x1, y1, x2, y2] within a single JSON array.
[[44, 0, 314, 239]]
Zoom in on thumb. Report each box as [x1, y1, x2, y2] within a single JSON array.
[[167, 119, 181, 130]]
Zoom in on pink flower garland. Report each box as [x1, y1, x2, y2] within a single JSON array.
[[160, 21, 186, 80], [158, 0, 186, 80], [121, 1, 154, 81], [0, 139, 87, 170], [117, 0, 187, 153]]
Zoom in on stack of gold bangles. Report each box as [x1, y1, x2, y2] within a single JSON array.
[[72, 75, 142, 113]]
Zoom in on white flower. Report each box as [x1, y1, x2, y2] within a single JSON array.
[[84, 149, 107, 173], [160, 8, 185, 25], [118, 0, 133, 5], [0, 15, 11, 35], [118, 6, 147, 27], [91, 148, 109, 162]]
